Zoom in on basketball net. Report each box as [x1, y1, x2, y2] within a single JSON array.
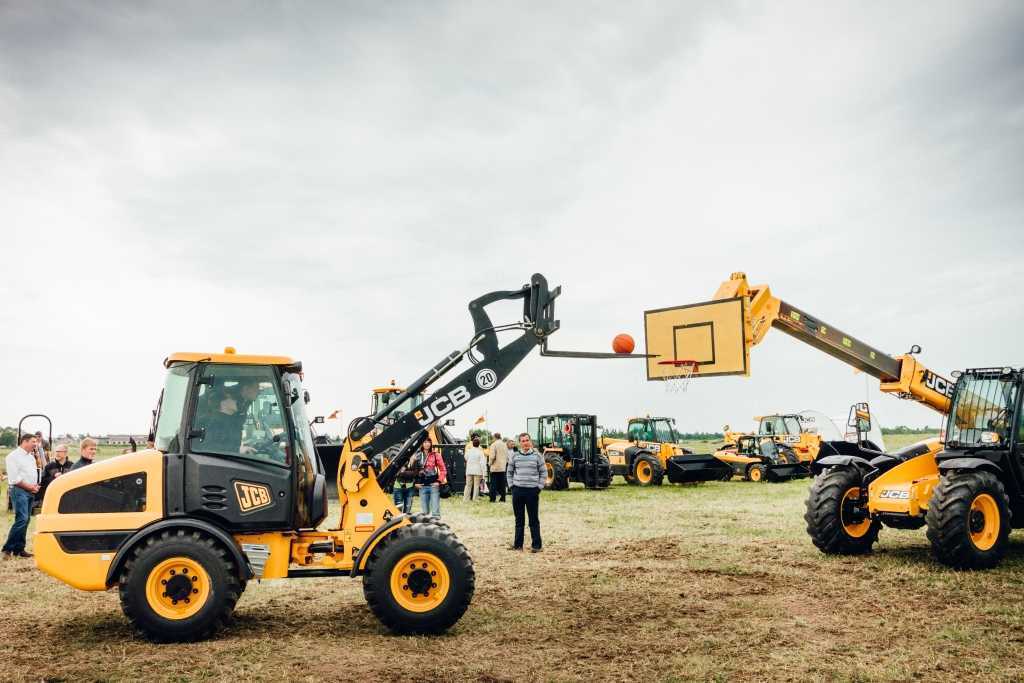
[[661, 360, 698, 393]]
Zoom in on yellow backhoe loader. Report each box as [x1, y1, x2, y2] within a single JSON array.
[[33, 274, 647, 641]]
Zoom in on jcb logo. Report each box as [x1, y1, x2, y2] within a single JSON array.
[[414, 385, 471, 425], [879, 489, 909, 500], [924, 370, 955, 399], [235, 482, 273, 513], [783, 435, 800, 444]]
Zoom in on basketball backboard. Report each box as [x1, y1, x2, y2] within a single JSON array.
[[644, 297, 749, 380]]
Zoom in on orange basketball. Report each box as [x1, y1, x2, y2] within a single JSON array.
[[612, 333, 635, 354]]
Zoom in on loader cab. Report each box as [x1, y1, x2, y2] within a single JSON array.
[[627, 417, 681, 446], [154, 352, 327, 532], [757, 414, 802, 437]]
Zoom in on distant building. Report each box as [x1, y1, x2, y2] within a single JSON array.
[[98, 434, 149, 446]]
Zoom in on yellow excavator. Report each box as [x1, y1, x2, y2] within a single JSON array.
[[33, 274, 647, 641], [643, 273, 996, 563]]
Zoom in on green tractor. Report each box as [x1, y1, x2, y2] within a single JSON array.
[[527, 414, 611, 490]]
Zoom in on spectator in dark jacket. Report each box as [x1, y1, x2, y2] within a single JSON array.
[[506, 433, 546, 552], [38, 444, 74, 502], [70, 438, 98, 470]]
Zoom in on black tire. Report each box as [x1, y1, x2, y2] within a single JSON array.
[[589, 453, 613, 489], [118, 529, 242, 643], [926, 470, 1011, 570], [778, 445, 798, 465], [407, 513, 450, 530], [545, 453, 568, 491], [805, 467, 880, 555], [746, 464, 767, 482], [632, 453, 664, 486], [363, 522, 474, 634]]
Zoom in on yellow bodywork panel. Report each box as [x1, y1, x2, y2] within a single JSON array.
[[866, 439, 943, 516], [35, 451, 165, 590]]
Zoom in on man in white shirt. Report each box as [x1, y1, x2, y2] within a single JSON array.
[[4, 433, 41, 558]]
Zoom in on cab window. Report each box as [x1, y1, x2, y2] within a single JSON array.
[[190, 365, 289, 465], [783, 417, 802, 435], [629, 421, 654, 442]]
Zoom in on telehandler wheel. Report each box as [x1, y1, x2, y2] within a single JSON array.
[[632, 454, 664, 486], [925, 470, 1011, 570], [747, 464, 766, 482], [363, 522, 474, 634], [545, 454, 568, 490], [778, 446, 798, 465], [805, 468, 880, 555], [118, 529, 242, 643]]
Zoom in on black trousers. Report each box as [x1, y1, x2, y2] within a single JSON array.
[[512, 487, 541, 549], [488, 471, 507, 502]]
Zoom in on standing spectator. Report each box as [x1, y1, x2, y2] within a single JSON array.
[[129, 436, 137, 452], [487, 432, 509, 503], [71, 438, 98, 470], [507, 432, 545, 552], [417, 439, 447, 517], [506, 438, 518, 454], [463, 436, 487, 502], [3, 433, 40, 558], [32, 431, 49, 470], [39, 443, 74, 502], [392, 448, 423, 514]]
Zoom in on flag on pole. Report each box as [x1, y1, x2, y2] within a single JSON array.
[[327, 410, 340, 420], [474, 415, 486, 425]]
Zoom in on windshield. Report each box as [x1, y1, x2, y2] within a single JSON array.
[[946, 373, 1018, 447], [652, 419, 678, 443], [154, 365, 190, 452], [372, 390, 424, 423]]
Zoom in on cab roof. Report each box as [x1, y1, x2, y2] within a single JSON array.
[[165, 348, 297, 367]]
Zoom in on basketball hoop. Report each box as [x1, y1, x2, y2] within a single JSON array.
[[657, 360, 699, 393]]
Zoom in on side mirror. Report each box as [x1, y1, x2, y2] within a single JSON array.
[[303, 390, 311, 405], [313, 416, 325, 424], [444, 419, 456, 426]]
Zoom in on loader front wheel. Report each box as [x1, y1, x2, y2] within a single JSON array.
[[926, 470, 1010, 569], [119, 529, 242, 642], [804, 467, 880, 555], [747, 464, 766, 482], [363, 522, 474, 634]]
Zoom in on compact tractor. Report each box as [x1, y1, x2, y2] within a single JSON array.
[[600, 416, 732, 485], [527, 414, 611, 489], [33, 274, 645, 641]]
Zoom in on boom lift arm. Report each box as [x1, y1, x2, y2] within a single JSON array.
[[714, 273, 953, 415], [344, 273, 647, 492]]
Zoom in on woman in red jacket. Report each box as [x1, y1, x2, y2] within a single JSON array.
[[416, 438, 448, 517]]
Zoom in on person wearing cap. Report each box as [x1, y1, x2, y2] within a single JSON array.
[[39, 443, 74, 502]]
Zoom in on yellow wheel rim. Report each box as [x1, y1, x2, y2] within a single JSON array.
[[145, 557, 210, 620], [390, 551, 451, 613], [636, 462, 652, 484], [750, 467, 762, 482], [545, 463, 554, 486], [969, 493, 1000, 551], [841, 487, 871, 538]]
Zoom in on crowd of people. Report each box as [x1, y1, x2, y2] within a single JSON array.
[[3, 433, 98, 559], [388, 431, 547, 552]]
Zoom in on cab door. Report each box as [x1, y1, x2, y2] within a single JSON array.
[[181, 364, 295, 531]]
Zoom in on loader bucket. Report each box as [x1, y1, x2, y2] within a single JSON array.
[[665, 454, 734, 483], [764, 462, 811, 482]]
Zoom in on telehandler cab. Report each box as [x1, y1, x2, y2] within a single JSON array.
[[601, 416, 732, 485], [34, 274, 645, 642], [527, 414, 611, 490]]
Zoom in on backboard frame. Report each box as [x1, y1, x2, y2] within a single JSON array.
[[644, 296, 749, 381]]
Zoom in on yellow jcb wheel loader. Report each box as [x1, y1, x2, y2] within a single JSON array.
[[600, 416, 732, 485], [712, 434, 804, 482], [34, 274, 647, 642]]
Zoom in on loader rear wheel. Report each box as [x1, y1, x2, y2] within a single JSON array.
[[633, 454, 664, 486], [747, 464, 766, 482], [119, 529, 242, 642], [545, 454, 568, 490], [804, 468, 880, 555], [363, 522, 474, 634], [925, 471, 1011, 569]]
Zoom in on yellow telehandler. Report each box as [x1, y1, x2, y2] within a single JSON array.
[[33, 274, 646, 641]]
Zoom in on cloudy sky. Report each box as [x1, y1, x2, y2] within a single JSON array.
[[2, 1, 1023, 441]]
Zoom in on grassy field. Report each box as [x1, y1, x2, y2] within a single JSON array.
[[6, 431, 1022, 681]]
